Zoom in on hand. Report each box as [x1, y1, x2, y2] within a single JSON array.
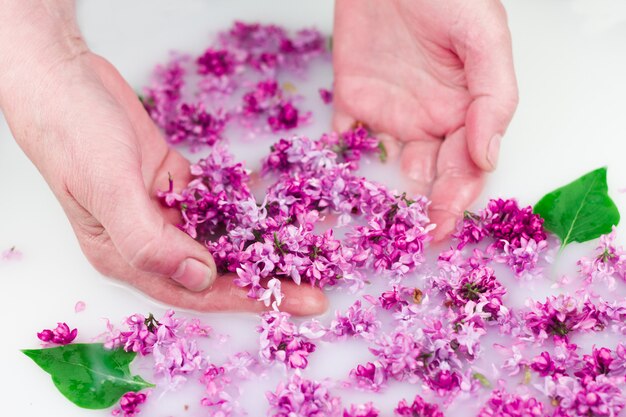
[[333, 0, 519, 240], [0, 4, 326, 315]]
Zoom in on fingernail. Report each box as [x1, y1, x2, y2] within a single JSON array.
[[171, 258, 214, 292], [487, 134, 502, 170], [407, 159, 436, 184]]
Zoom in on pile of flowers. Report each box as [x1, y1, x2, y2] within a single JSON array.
[[28, 21, 626, 417], [141, 21, 328, 149]]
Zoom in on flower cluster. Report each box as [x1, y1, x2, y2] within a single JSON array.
[[579, 226, 626, 289], [343, 402, 379, 417], [37, 322, 77, 345], [142, 22, 327, 149], [477, 389, 545, 417], [455, 199, 548, 275], [523, 294, 599, 343], [266, 374, 342, 417], [328, 300, 380, 340], [161, 134, 431, 306], [394, 395, 444, 417], [112, 391, 149, 417], [258, 311, 316, 369]]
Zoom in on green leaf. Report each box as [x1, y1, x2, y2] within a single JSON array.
[[534, 167, 620, 248], [377, 141, 388, 163], [472, 372, 492, 388], [22, 343, 154, 409]]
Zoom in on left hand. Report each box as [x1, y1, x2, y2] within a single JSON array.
[[333, 0, 519, 240]]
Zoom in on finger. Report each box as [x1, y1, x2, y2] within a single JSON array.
[[400, 140, 442, 197], [453, 2, 519, 171], [429, 127, 485, 241], [83, 151, 216, 292], [132, 274, 329, 316], [69, 207, 328, 316], [377, 133, 402, 163]]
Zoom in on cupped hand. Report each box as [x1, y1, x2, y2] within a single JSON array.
[[1, 48, 326, 315], [333, 0, 519, 240]]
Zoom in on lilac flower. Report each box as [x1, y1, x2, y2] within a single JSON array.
[[394, 395, 444, 417], [119, 314, 159, 355], [477, 389, 546, 417], [241, 79, 280, 116], [577, 347, 614, 378], [184, 318, 213, 338], [319, 127, 381, 168], [258, 311, 316, 369], [267, 101, 305, 131], [578, 226, 626, 289], [609, 343, 626, 376], [524, 294, 599, 342], [165, 103, 228, 148], [319, 88, 333, 104], [379, 286, 409, 311], [153, 338, 206, 388], [349, 361, 387, 391], [483, 199, 547, 249], [142, 56, 186, 129], [329, 300, 380, 340], [531, 351, 559, 377], [111, 391, 149, 417], [197, 48, 237, 77], [37, 322, 77, 345], [266, 374, 342, 417], [343, 403, 379, 417], [545, 375, 625, 417], [454, 199, 548, 275]]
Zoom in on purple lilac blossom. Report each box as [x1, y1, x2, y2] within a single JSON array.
[[266, 374, 342, 417], [111, 391, 149, 417], [37, 322, 78, 345], [394, 395, 444, 417]]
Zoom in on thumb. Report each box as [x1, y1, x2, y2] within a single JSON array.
[[456, 2, 519, 172], [97, 174, 217, 292]]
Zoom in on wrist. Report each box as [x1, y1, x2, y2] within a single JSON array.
[[0, 0, 87, 111]]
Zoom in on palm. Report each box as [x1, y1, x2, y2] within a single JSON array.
[[333, 1, 469, 142], [333, 0, 517, 239], [57, 54, 324, 315]]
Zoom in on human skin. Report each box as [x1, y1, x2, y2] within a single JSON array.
[[333, 0, 519, 240], [0, 0, 326, 315], [0, 0, 516, 314]]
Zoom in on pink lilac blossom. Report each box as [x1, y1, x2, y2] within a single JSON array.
[[111, 391, 149, 417], [454, 199, 548, 276], [523, 294, 599, 343], [266, 374, 342, 417], [394, 395, 444, 417], [37, 322, 77, 345], [74, 301, 86, 313], [161, 135, 431, 305], [258, 311, 316, 369], [142, 22, 326, 148], [343, 402, 379, 417], [328, 300, 380, 340], [319, 88, 333, 104], [477, 389, 546, 417], [578, 226, 626, 289], [543, 375, 625, 417]]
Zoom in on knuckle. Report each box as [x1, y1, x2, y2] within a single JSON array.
[[122, 225, 166, 272]]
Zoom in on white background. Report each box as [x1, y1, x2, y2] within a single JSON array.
[[1, 1, 626, 416]]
